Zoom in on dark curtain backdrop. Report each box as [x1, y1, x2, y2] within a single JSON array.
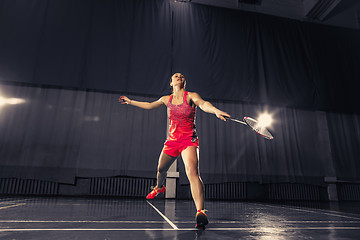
[[0, 0, 172, 94], [1, 0, 360, 111], [1, 0, 360, 184], [1, 83, 359, 185], [0, 83, 167, 183]]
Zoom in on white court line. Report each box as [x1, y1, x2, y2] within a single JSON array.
[[146, 200, 179, 230], [278, 220, 360, 223], [252, 203, 360, 220], [1, 220, 360, 224], [0, 203, 26, 210], [2, 227, 360, 232], [174, 220, 360, 224], [0, 198, 34, 203], [0, 220, 164, 223]]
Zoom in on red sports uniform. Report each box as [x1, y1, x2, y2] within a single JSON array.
[[163, 91, 198, 157]]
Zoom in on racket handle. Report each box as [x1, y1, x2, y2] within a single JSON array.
[[225, 116, 247, 125]]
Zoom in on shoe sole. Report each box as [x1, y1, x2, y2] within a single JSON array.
[[146, 190, 165, 199], [195, 213, 208, 229]]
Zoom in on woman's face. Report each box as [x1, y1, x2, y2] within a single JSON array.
[[170, 73, 185, 88]]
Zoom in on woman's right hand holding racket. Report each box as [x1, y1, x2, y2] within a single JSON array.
[[119, 96, 131, 104], [215, 110, 231, 122]]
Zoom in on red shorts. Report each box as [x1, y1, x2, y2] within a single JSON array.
[[163, 138, 199, 157]]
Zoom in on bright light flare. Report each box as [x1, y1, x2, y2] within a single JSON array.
[[257, 113, 273, 128], [0, 96, 26, 106]]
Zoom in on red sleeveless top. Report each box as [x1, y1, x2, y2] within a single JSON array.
[[166, 91, 198, 142]]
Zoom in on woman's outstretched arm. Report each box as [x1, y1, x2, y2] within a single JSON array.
[[189, 92, 230, 121], [119, 95, 167, 110]]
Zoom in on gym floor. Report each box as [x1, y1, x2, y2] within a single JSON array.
[[1, 196, 360, 239]]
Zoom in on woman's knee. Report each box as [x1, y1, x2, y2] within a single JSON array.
[[185, 165, 199, 178], [157, 165, 168, 174], [157, 152, 176, 174]]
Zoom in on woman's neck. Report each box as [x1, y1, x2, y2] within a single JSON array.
[[172, 87, 185, 97]]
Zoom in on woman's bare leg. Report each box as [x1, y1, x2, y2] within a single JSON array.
[[181, 146, 204, 210], [156, 150, 177, 188]]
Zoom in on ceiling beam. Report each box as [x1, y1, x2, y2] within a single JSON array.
[[304, 0, 342, 21]]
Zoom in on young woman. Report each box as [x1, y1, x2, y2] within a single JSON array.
[[119, 73, 230, 229]]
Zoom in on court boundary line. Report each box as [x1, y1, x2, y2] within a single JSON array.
[[2, 226, 360, 232], [0, 220, 165, 223], [146, 200, 179, 230], [0, 198, 34, 204], [252, 203, 360, 220], [2, 220, 360, 224], [0, 203, 26, 210]]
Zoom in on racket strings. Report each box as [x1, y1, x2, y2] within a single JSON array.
[[244, 117, 274, 140]]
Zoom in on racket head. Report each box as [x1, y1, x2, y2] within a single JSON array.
[[243, 117, 274, 140]]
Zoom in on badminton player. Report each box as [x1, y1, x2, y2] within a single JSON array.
[[119, 73, 230, 228]]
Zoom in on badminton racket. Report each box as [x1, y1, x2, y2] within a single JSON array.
[[225, 116, 274, 140]]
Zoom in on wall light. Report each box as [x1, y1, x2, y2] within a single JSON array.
[[0, 96, 26, 106]]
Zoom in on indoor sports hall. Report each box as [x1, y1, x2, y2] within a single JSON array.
[[1, 0, 360, 239]]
